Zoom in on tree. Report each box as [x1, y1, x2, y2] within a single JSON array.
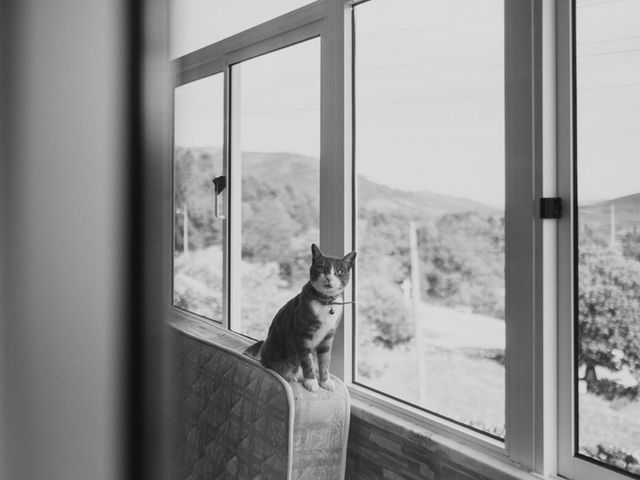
[[622, 228, 640, 262], [416, 212, 505, 319], [173, 147, 224, 251], [357, 276, 413, 349], [241, 197, 299, 262], [578, 243, 640, 389]]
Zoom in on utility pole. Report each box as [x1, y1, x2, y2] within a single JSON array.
[[409, 221, 428, 405], [610, 203, 616, 248], [183, 201, 189, 259]]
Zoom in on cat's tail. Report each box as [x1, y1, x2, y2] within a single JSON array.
[[243, 340, 264, 361]]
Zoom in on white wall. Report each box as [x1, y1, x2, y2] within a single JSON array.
[[1, 1, 130, 478]]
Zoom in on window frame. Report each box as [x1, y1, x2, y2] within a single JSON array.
[[168, 0, 540, 464], [171, 72, 227, 324], [556, 1, 639, 480], [168, 1, 640, 479], [346, 0, 544, 466], [169, 2, 328, 330]]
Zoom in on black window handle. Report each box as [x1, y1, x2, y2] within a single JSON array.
[[212, 176, 226, 219]]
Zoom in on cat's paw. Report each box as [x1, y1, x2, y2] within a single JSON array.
[[319, 378, 335, 391], [302, 378, 319, 393]]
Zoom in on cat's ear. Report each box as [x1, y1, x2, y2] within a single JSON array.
[[311, 243, 323, 261], [342, 251, 357, 269]]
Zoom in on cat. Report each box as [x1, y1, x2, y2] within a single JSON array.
[[245, 243, 356, 392]]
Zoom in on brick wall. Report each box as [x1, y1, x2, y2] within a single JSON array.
[[345, 401, 531, 480]]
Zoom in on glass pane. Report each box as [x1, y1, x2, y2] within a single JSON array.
[[575, 1, 640, 475], [171, 0, 315, 58], [232, 39, 320, 339], [173, 75, 225, 321], [354, 0, 505, 438]]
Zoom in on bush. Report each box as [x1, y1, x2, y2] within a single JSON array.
[[578, 243, 640, 387]]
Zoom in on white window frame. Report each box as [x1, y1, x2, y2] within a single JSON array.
[[169, 1, 328, 330], [168, 0, 540, 464], [346, 0, 544, 468], [168, 1, 640, 479], [556, 1, 637, 479]]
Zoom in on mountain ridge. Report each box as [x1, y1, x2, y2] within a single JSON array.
[[180, 147, 499, 220]]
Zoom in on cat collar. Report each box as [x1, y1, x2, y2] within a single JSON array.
[[303, 284, 355, 314], [326, 300, 356, 315]]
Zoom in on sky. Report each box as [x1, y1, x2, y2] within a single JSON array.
[[172, 0, 640, 208], [173, 38, 321, 169]]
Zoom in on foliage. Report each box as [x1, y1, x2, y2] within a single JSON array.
[[356, 276, 413, 349], [174, 146, 640, 412], [174, 148, 224, 252], [622, 228, 640, 262], [173, 246, 224, 320], [240, 261, 295, 340], [175, 147, 509, 349], [578, 243, 640, 383], [418, 212, 505, 319], [357, 208, 505, 320]]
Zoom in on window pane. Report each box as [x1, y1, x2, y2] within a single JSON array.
[[232, 39, 320, 340], [171, 0, 315, 58], [173, 75, 225, 321], [354, 0, 505, 438], [575, 1, 640, 474]]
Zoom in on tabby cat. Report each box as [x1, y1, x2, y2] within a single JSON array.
[[245, 244, 356, 392]]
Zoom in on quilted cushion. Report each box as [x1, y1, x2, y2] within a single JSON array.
[[170, 320, 350, 480]]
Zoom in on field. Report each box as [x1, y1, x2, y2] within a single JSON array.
[[357, 303, 506, 436], [358, 302, 640, 454]]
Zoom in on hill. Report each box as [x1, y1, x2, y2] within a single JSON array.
[[180, 147, 497, 218], [358, 175, 497, 220], [580, 193, 640, 237], [175, 147, 506, 320]]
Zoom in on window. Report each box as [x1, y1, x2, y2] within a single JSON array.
[[170, 0, 535, 457], [353, 0, 506, 439], [573, 0, 640, 477], [170, 3, 325, 333], [173, 74, 225, 321], [559, 1, 640, 479], [168, 1, 640, 479], [230, 39, 321, 339]]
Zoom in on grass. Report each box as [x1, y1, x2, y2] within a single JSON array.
[[358, 342, 505, 437], [359, 340, 640, 452], [579, 392, 640, 459], [357, 301, 640, 448]]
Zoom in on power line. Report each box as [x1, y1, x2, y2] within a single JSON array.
[[578, 82, 640, 91], [578, 34, 640, 46], [356, 14, 502, 39], [357, 52, 504, 75], [358, 63, 503, 83], [576, 0, 634, 8], [578, 47, 640, 58], [356, 92, 503, 109]]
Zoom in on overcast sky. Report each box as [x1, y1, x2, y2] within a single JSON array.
[[172, 0, 640, 207]]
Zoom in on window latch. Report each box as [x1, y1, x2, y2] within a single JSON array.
[[540, 197, 562, 219], [212, 176, 226, 220]]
